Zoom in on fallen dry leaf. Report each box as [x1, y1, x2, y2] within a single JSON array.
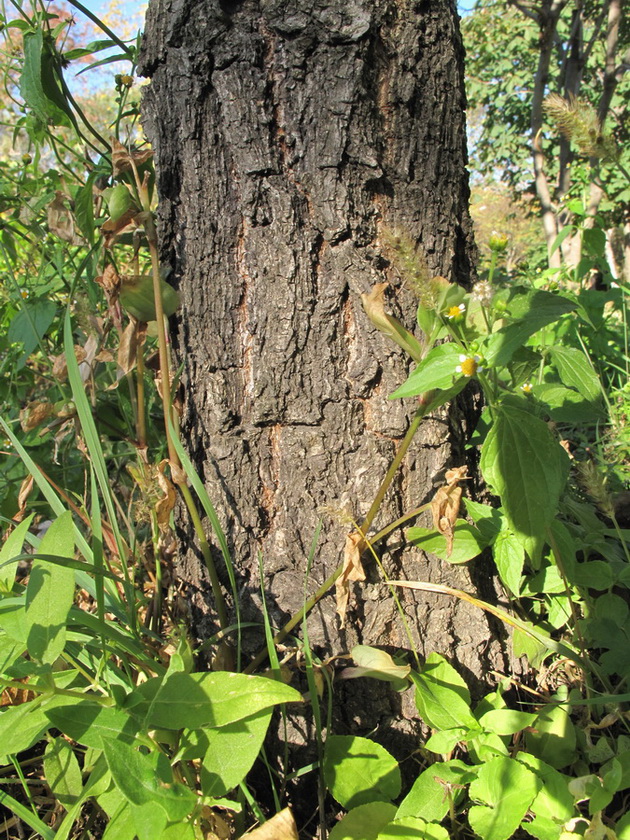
[[336, 531, 366, 628], [19, 401, 54, 432], [244, 808, 298, 840], [430, 465, 468, 558], [110, 136, 153, 177], [155, 460, 177, 532]]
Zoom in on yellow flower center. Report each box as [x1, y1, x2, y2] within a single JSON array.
[[447, 305, 463, 319], [460, 357, 478, 377]]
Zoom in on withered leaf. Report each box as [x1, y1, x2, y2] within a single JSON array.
[[155, 460, 177, 532], [244, 808, 298, 840], [110, 136, 153, 177], [20, 401, 54, 432], [336, 531, 366, 629], [430, 465, 468, 558]]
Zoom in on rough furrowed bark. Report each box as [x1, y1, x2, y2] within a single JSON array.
[[139, 0, 509, 742]]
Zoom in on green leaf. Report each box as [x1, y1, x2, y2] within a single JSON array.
[[44, 737, 83, 807], [525, 705, 576, 769], [582, 227, 606, 257], [377, 817, 449, 839], [201, 709, 272, 796], [485, 288, 576, 367], [492, 529, 524, 595], [135, 671, 301, 730], [517, 753, 574, 834], [44, 700, 140, 748], [571, 560, 613, 590], [411, 653, 478, 732], [0, 514, 34, 592], [20, 29, 72, 127], [478, 708, 536, 736], [424, 728, 469, 754], [408, 520, 488, 564], [389, 344, 463, 398], [0, 699, 51, 758], [534, 383, 605, 423], [480, 405, 569, 564], [397, 759, 476, 822], [8, 299, 57, 368], [25, 512, 75, 664], [102, 739, 196, 822], [74, 176, 96, 244], [328, 802, 397, 840], [548, 346, 601, 401], [323, 735, 401, 809], [468, 756, 540, 840], [131, 802, 168, 840]]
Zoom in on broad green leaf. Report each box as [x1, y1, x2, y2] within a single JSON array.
[[408, 520, 488, 564], [412, 653, 478, 732], [480, 405, 569, 564], [517, 754, 573, 838], [74, 176, 96, 244], [25, 511, 75, 664], [136, 671, 301, 730], [397, 759, 476, 822], [20, 29, 72, 127], [340, 645, 411, 686], [512, 622, 551, 668], [485, 288, 576, 368], [8, 299, 56, 368], [571, 560, 613, 590], [534, 382, 605, 423], [469, 731, 509, 761], [424, 728, 469, 754], [44, 737, 83, 807], [548, 346, 601, 401], [478, 708, 536, 736], [389, 344, 463, 398], [44, 700, 140, 748], [525, 705, 576, 769], [328, 802, 397, 840], [0, 699, 50, 757], [102, 739, 196, 822], [377, 817, 449, 839], [0, 515, 34, 592], [492, 529, 524, 595], [101, 800, 135, 840], [468, 756, 540, 840], [201, 709, 272, 796], [0, 632, 25, 673], [131, 802, 168, 840], [323, 735, 401, 809], [463, 499, 504, 542]]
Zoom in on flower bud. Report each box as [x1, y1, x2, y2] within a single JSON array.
[[489, 231, 508, 253]]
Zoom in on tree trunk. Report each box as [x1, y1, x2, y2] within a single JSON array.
[[139, 0, 508, 735]]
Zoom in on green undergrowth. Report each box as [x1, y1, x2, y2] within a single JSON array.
[[0, 2, 630, 839]]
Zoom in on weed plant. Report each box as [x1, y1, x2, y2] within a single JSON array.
[[0, 3, 629, 840]]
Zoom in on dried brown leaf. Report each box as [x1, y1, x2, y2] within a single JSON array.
[[244, 808, 298, 840], [110, 137, 153, 177], [20, 401, 54, 432], [430, 465, 468, 558], [117, 320, 141, 375], [52, 353, 68, 382], [335, 531, 366, 628], [17, 474, 34, 514], [155, 460, 177, 532], [47, 191, 82, 245]]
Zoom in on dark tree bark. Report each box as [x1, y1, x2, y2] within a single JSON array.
[[139, 0, 509, 746]]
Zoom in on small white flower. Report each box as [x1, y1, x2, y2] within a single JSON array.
[[456, 354, 483, 377]]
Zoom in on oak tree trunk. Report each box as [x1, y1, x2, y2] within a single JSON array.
[[139, 0, 510, 766]]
